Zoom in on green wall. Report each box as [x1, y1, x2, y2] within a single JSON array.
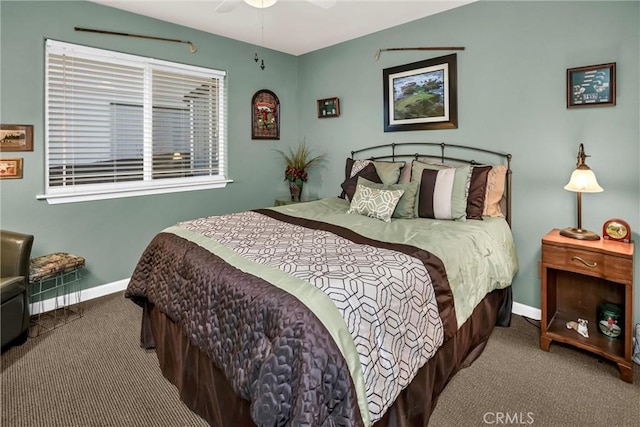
[[1, 1, 639, 324], [0, 1, 300, 287], [296, 1, 639, 323]]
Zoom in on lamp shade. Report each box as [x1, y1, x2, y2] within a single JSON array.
[[564, 166, 603, 193]]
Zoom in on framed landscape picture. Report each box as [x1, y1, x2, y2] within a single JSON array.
[[383, 54, 457, 132], [567, 62, 616, 108], [0, 157, 23, 179], [0, 124, 33, 152]]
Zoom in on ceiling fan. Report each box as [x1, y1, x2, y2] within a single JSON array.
[[216, 0, 337, 13], [219, 0, 337, 70]]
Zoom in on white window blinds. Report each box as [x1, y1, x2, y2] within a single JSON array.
[[44, 40, 228, 203]]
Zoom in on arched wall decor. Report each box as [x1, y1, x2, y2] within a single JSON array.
[[251, 89, 280, 140]]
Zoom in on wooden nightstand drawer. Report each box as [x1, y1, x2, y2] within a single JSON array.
[[604, 256, 633, 283], [542, 244, 605, 277], [543, 243, 633, 283]]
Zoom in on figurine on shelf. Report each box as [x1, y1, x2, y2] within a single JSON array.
[[566, 318, 589, 338]]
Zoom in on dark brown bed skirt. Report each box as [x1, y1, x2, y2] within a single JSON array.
[[142, 286, 512, 427]]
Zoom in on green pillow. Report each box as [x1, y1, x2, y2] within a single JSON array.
[[411, 160, 471, 221], [372, 161, 405, 185], [357, 176, 418, 219]]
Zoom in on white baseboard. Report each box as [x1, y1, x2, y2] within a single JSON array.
[[30, 278, 130, 315], [512, 301, 541, 320], [30, 277, 543, 321]]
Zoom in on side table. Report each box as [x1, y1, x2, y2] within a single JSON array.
[[540, 229, 634, 382], [29, 252, 85, 336]]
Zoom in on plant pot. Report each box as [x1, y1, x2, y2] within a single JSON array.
[[289, 181, 303, 202]]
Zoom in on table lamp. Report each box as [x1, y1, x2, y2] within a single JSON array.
[[560, 143, 603, 240]]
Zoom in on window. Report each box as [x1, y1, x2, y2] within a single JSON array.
[[41, 40, 229, 204]]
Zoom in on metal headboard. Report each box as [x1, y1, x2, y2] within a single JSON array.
[[350, 142, 513, 227]]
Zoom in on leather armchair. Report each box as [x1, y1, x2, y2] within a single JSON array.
[[1, 229, 34, 351]]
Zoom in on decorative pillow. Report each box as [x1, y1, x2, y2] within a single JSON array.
[[466, 165, 492, 220], [343, 158, 405, 185], [397, 163, 412, 184], [416, 156, 448, 167], [371, 160, 405, 184], [340, 163, 382, 201], [483, 165, 507, 217], [417, 169, 457, 220], [348, 159, 373, 178], [411, 160, 471, 220], [347, 184, 405, 223], [413, 160, 491, 220], [357, 177, 419, 219]]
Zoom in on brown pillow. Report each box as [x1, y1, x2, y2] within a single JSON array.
[[340, 163, 382, 201], [340, 158, 367, 199], [466, 165, 492, 220], [343, 158, 358, 180]]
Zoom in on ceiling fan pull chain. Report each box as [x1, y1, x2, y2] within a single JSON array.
[[260, 59, 265, 70]]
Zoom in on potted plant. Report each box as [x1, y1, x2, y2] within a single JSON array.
[[275, 142, 326, 201]]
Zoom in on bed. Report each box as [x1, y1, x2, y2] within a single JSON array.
[[125, 142, 518, 427]]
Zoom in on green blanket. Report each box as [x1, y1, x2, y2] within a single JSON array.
[[269, 197, 518, 328]]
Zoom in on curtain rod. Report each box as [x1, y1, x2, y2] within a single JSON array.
[[374, 46, 465, 60], [74, 27, 197, 53]]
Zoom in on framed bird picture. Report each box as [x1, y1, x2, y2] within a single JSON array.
[[567, 62, 616, 108]]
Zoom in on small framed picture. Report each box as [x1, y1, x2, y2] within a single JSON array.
[[0, 124, 33, 152], [0, 157, 23, 179], [602, 218, 631, 243], [251, 89, 280, 140], [317, 97, 340, 118], [567, 63, 616, 108]]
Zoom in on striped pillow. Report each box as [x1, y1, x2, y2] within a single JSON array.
[[412, 160, 471, 220], [466, 165, 492, 220], [418, 168, 467, 220]]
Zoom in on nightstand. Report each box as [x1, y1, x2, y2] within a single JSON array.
[[274, 198, 318, 207], [540, 229, 634, 382]]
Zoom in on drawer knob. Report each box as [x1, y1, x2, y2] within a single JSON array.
[[571, 256, 597, 268]]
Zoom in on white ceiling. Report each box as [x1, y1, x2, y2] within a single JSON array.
[[89, 0, 475, 56]]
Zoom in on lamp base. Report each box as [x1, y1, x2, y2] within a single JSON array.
[[560, 227, 601, 241]]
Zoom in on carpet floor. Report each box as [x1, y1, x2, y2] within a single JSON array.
[[1, 292, 638, 426]]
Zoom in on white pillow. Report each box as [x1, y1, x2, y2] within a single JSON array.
[[347, 184, 405, 222]]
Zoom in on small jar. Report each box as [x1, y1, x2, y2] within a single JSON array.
[[597, 302, 623, 339]]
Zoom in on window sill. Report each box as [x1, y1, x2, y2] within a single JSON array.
[[36, 179, 233, 205]]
